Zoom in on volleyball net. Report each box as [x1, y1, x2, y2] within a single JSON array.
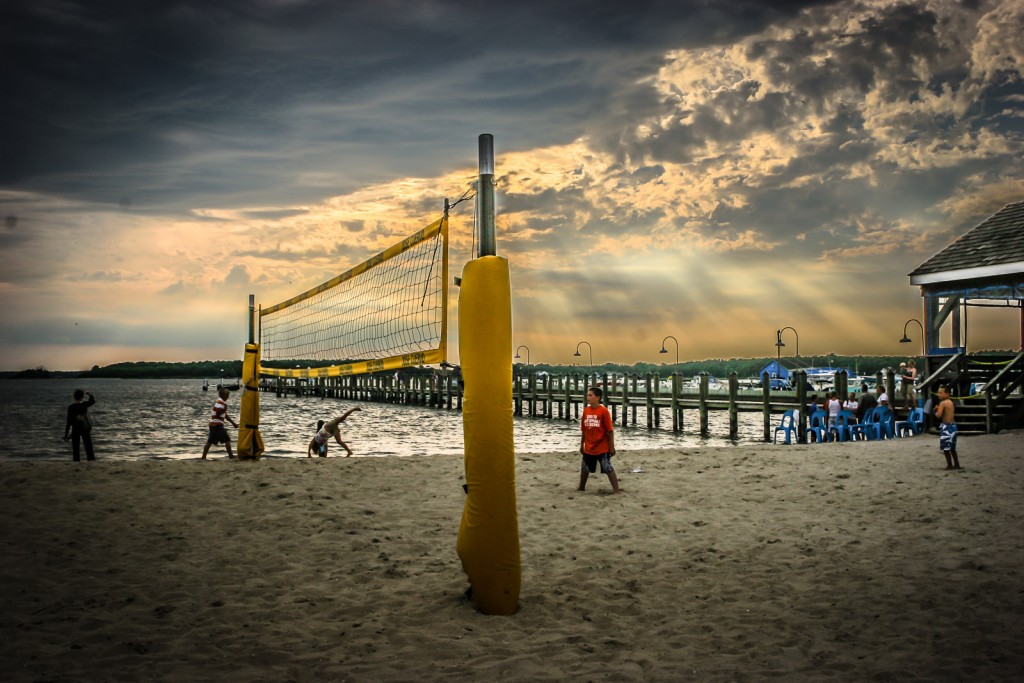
[[258, 215, 448, 379]]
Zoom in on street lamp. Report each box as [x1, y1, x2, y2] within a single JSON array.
[[514, 345, 531, 366], [660, 335, 679, 364], [899, 318, 925, 356], [776, 326, 800, 358], [573, 340, 593, 367]]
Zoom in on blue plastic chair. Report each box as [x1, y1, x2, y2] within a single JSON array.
[[849, 407, 878, 441], [807, 410, 829, 443], [854, 406, 894, 440], [876, 406, 895, 439], [895, 408, 925, 437], [828, 410, 856, 442], [773, 410, 798, 444]]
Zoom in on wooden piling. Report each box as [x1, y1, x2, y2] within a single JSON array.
[[795, 369, 808, 443], [761, 372, 771, 442], [699, 372, 709, 437], [670, 373, 680, 432], [645, 374, 654, 429], [728, 372, 738, 439]]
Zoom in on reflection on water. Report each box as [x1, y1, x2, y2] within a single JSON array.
[[0, 378, 768, 462]]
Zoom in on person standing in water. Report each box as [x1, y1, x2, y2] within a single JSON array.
[[63, 389, 96, 461]]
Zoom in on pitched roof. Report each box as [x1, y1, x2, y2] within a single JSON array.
[[909, 200, 1024, 283]]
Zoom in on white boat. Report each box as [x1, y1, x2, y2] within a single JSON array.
[[683, 375, 723, 390]]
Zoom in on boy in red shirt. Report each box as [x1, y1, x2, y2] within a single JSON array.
[[201, 388, 238, 459], [578, 387, 621, 494]]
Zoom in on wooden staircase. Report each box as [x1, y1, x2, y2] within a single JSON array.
[[954, 395, 1023, 435], [918, 351, 1024, 434]]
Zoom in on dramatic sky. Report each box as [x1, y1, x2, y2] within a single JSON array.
[[2, 0, 1022, 370]]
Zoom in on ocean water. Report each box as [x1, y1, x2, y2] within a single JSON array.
[[0, 378, 768, 462]]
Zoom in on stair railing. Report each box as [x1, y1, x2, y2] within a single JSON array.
[[984, 350, 1024, 432], [917, 353, 963, 399]]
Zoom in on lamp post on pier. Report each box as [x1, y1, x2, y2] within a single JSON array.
[[660, 335, 679, 365], [776, 326, 800, 358], [573, 341, 593, 368], [514, 345, 531, 367], [899, 319, 925, 356]]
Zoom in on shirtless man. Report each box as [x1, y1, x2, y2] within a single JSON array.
[[933, 386, 961, 470]]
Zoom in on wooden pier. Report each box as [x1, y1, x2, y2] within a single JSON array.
[[260, 368, 900, 443]]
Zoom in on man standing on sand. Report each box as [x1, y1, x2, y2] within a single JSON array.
[[578, 387, 621, 495], [934, 385, 961, 470], [202, 388, 238, 459], [63, 389, 96, 461]]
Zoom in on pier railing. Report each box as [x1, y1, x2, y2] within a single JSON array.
[[260, 368, 900, 443]]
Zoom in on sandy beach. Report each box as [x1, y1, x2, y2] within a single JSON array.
[[2, 431, 1023, 682]]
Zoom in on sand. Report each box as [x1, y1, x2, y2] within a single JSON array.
[[1, 431, 1023, 682]]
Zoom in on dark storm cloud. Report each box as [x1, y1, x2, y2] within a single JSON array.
[[233, 245, 341, 263], [1, 316, 238, 348], [1, 0, 834, 211], [605, 0, 1023, 261], [78, 271, 140, 283], [243, 209, 309, 220], [622, 1, 1011, 164]]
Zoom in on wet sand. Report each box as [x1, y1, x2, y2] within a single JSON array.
[[1, 431, 1022, 681]]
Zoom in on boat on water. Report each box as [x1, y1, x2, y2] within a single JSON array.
[[803, 367, 878, 393], [749, 361, 876, 392], [203, 378, 241, 392], [683, 375, 723, 390]]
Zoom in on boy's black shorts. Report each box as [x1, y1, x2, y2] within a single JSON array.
[[581, 452, 613, 474], [207, 424, 230, 445]]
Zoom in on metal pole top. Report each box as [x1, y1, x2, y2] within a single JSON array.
[[478, 134, 494, 175]]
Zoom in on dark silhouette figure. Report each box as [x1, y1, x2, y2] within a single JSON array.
[[63, 389, 96, 461]]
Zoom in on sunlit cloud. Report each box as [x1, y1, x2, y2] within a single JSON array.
[[1, 0, 1022, 369]]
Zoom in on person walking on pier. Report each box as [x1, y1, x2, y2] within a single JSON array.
[[578, 387, 621, 495], [934, 386, 961, 470], [202, 388, 238, 459], [900, 360, 918, 411], [308, 407, 361, 457], [63, 389, 96, 461]]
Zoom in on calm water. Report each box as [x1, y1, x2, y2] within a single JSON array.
[[0, 379, 767, 462]]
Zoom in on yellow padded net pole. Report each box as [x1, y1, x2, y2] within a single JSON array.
[[237, 342, 265, 460], [456, 255, 521, 615]]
